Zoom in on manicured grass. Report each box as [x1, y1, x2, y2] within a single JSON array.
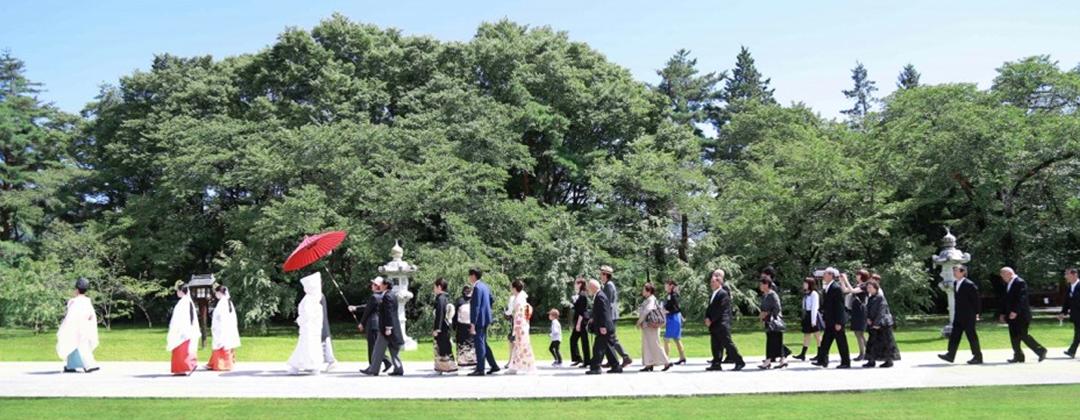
[[2, 317, 1074, 363], [1, 384, 1077, 419]]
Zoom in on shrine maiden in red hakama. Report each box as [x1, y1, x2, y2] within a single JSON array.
[[208, 285, 241, 371], [167, 284, 201, 375]]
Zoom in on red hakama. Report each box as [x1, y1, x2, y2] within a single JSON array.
[[171, 339, 197, 375], [208, 348, 235, 371]]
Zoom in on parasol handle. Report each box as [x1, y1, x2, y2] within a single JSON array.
[[323, 270, 360, 325]]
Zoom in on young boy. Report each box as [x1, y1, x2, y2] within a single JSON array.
[[548, 309, 563, 367]]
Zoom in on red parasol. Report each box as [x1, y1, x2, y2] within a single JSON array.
[[283, 230, 347, 272], [282, 230, 359, 325]]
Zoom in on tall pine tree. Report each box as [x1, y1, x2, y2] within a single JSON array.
[[711, 46, 776, 160], [654, 49, 719, 262], [841, 61, 878, 128], [656, 49, 723, 133], [897, 63, 921, 89], [0, 51, 83, 250]]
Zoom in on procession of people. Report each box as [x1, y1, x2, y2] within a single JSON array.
[[57, 263, 1080, 379]]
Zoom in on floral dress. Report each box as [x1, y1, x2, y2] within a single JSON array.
[[507, 293, 536, 373]]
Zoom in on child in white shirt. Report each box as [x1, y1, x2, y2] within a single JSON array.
[[548, 309, 563, 366]]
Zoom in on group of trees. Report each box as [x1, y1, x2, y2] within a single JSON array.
[[3, 14, 1079, 333]]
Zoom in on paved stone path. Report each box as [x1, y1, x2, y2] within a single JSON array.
[[2, 349, 1078, 399]]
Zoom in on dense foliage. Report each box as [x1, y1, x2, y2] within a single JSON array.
[[2, 15, 1079, 332]]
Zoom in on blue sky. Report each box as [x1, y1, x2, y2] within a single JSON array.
[[3, 0, 1079, 119]]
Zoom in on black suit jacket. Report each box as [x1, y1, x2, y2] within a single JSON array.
[[572, 291, 590, 331], [999, 277, 1032, 322], [954, 278, 981, 326], [821, 281, 847, 327], [379, 291, 405, 346], [589, 292, 615, 334], [1062, 283, 1080, 323], [359, 293, 382, 340], [705, 287, 732, 332]]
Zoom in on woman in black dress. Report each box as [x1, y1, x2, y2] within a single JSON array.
[[757, 276, 788, 369], [432, 278, 457, 373], [864, 280, 900, 367], [841, 269, 870, 361], [569, 278, 591, 367]]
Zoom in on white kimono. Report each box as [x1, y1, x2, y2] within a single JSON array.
[[287, 272, 324, 372], [56, 295, 99, 367], [211, 294, 241, 351], [166, 294, 201, 354]]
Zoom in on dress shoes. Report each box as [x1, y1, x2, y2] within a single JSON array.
[[937, 354, 954, 363]]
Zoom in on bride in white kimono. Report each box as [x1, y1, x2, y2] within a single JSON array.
[[287, 272, 325, 375], [57, 278, 99, 373], [167, 284, 201, 375]]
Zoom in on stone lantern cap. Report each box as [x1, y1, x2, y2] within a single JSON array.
[[378, 240, 417, 274], [932, 228, 971, 265]]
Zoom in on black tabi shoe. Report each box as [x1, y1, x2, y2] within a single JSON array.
[[705, 364, 723, 371], [639, 366, 654, 372], [966, 358, 983, 365], [84, 367, 100, 373], [63, 367, 78, 373], [880, 361, 893, 368], [662, 363, 673, 372], [937, 354, 955, 363], [585, 369, 601, 375], [835, 364, 851, 369], [1037, 350, 1047, 362], [733, 361, 746, 371], [862, 361, 876, 368], [466, 370, 485, 376]]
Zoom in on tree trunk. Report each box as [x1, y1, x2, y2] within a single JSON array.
[[678, 213, 689, 262]]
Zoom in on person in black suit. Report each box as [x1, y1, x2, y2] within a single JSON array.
[[569, 278, 591, 367], [362, 277, 405, 376], [938, 265, 984, 364], [348, 280, 392, 373], [998, 267, 1047, 363], [1060, 268, 1080, 358], [586, 279, 619, 374], [705, 269, 745, 371], [813, 267, 851, 368]]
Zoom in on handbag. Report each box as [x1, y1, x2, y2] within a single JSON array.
[[767, 313, 786, 332], [645, 304, 666, 328]]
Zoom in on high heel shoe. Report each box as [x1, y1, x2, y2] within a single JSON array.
[[675, 359, 687, 365], [757, 363, 771, 370], [774, 362, 788, 369], [662, 363, 673, 372], [639, 366, 654, 372]]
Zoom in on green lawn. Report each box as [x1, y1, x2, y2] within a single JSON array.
[[0, 384, 1077, 419], [2, 317, 1074, 363]]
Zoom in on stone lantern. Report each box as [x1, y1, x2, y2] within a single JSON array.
[[378, 240, 418, 350], [931, 228, 971, 338]]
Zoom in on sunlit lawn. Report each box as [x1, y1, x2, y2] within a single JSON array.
[[1, 384, 1078, 419], [2, 317, 1074, 363]]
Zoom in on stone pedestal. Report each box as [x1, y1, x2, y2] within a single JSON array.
[[378, 241, 418, 350], [931, 228, 971, 338]]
